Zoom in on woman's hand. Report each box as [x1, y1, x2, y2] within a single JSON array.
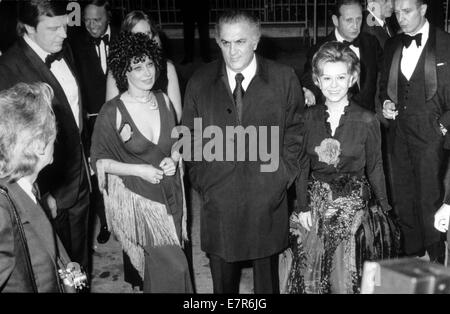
[[160, 157, 177, 176], [96, 160, 107, 193], [299, 211, 313, 232], [139, 164, 164, 184], [434, 204, 450, 232]]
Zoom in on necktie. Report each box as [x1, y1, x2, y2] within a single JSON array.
[[31, 183, 41, 201], [233, 73, 245, 123], [45, 51, 64, 68], [402, 33, 422, 48], [383, 23, 391, 37], [343, 37, 360, 48]]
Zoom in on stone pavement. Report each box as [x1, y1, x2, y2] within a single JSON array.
[[89, 39, 308, 293]]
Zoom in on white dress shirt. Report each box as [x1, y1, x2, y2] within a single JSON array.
[[23, 34, 80, 128], [226, 54, 257, 93], [95, 25, 110, 74], [335, 29, 360, 60], [17, 178, 37, 204], [400, 21, 429, 81]]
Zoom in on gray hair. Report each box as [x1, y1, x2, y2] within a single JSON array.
[[215, 10, 261, 41], [0, 82, 56, 182]]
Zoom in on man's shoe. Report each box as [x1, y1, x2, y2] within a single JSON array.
[[97, 225, 111, 244]]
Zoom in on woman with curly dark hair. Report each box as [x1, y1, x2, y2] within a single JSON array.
[[286, 41, 399, 294], [105, 10, 182, 122], [90, 32, 192, 293]]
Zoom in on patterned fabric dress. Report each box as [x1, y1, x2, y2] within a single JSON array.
[[287, 102, 400, 294]]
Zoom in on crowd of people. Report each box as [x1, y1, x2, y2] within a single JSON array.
[[0, 0, 449, 294]]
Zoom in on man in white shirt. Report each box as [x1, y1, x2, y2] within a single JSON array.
[[380, 0, 450, 264], [0, 0, 91, 272], [69, 0, 118, 245], [183, 10, 303, 293], [300, 0, 382, 112]]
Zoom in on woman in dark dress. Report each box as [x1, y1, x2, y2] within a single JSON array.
[[106, 10, 182, 122], [91, 32, 192, 293], [287, 42, 399, 294]]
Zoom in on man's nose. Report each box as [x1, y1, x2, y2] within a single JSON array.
[[59, 26, 67, 38], [229, 43, 238, 56]]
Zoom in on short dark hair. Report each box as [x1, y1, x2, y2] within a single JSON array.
[[17, 0, 68, 36], [312, 41, 360, 86], [82, 0, 111, 18], [215, 10, 261, 40], [108, 32, 164, 93], [333, 0, 363, 17]]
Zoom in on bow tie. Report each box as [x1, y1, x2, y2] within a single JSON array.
[[45, 51, 64, 68], [92, 34, 109, 46], [402, 33, 422, 48], [343, 38, 360, 48]]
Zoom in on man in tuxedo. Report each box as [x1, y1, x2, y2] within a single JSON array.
[[69, 0, 117, 244], [0, 0, 91, 271], [301, 0, 382, 112], [362, 0, 397, 48], [380, 0, 450, 264]]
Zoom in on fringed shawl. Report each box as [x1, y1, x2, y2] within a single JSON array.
[[90, 93, 187, 279]]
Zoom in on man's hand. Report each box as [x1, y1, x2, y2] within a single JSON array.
[[303, 87, 316, 107], [45, 194, 58, 219], [434, 204, 450, 232], [382, 100, 398, 120]]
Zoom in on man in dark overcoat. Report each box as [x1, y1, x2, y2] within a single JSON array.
[[380, 0, 450, 264], [0, 0, 91, 270], [182, 10, 304, 293], [301, 0, 382, 112]]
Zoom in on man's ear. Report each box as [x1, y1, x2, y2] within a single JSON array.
[[420, 4, 427, 17], [24, 24, 36, 35], [332, 15, 339, 28]]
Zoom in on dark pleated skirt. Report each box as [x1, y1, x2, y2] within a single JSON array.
[[287, 175, 400, 294]]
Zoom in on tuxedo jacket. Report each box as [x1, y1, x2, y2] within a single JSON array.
[[0, 38, 90, 210], [0, 179, 70, 292], [69, 26, 119, 116], [300, 31, 383, 112], [379, 25, 450, 134]]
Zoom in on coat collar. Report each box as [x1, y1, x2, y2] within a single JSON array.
[[387, 25, 437, 102], [214, 54, 270, 85], [0, 179, 57, 257], [17, 38, 84, 132]]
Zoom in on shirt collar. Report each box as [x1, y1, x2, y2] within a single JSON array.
[[226, 53, 257, 83], [17, 177, 37, 204], [405, 20, 429, 47], [334, 29, 358, 44], [23, 33, 51, 63]]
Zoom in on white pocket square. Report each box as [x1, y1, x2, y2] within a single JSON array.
[[437, 62, 446, 67]]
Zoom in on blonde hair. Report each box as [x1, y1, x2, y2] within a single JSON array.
[[0, 82, 56, 182]]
